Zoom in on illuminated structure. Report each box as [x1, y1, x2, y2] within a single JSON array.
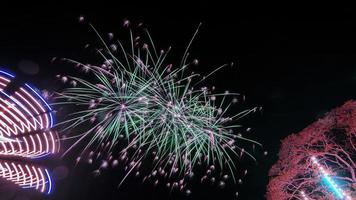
[[311, 156, 352, 200], [0, 69, 58, 194]]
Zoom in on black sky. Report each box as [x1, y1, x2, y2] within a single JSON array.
[[1, 1, 356, 199]]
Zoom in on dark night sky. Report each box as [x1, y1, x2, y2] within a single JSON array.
[[1, 1, 356, 199]]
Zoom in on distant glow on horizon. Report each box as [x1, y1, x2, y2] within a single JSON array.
[[0, 69, 58, 194], [311, 156, 352, 200]]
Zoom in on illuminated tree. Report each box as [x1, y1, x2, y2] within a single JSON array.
[[267, 101, 356, 199]]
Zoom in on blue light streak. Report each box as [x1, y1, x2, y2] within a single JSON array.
[[45, 169, 53, 194], [322, 176, 344, 199], [0, 69, 15, 78], [311, 156, 352, 200]]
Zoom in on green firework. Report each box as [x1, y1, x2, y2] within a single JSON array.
[[54, 20, 261, 192]]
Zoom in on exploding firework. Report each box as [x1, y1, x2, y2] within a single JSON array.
[[0, 69, 58, 194], [54, 19, 262, 195]]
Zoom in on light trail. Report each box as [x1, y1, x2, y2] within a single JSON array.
[[0, 69, 58, 194], [311, 156, 352, 200]]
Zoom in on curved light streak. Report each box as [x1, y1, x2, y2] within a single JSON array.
[[0, 69, 58, 194]]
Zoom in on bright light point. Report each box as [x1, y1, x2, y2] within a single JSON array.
[[311, 156, 350, 200], [299, 190, 310, 200], [322, 176, 344, 199]]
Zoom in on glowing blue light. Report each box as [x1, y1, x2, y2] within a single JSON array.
[[0, 69, 15, 78], [45, 169, 53, 194], [322, 176, 344, 199], [30, 152, 51, 159], [311, 156, 352, 200]]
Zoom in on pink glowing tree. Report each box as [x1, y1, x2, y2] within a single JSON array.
[[267, 101, 356, 199]]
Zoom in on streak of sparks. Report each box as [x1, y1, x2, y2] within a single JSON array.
[[54, 21, 263, 195]]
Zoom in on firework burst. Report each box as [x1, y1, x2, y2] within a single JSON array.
[[54, 19, 262, 195]]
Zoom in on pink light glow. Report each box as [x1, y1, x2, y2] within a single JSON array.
[[0, 70, 58, 194]]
